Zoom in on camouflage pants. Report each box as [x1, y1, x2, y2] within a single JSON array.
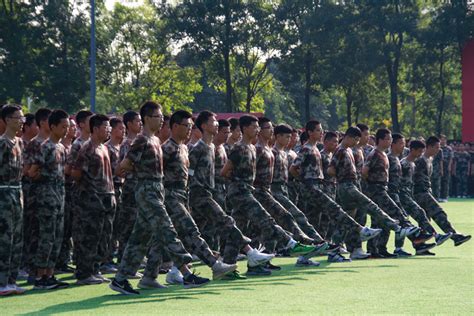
[[320, 183, 337, 239], [114, 179, 138, 263], [189, 186, 251, 265], [254, 187, 312, 244], [414, 192, 456, 234], [22, 182, 38, 273], [456, 172, 468, 196], [431, 174, 442, 199], [165, 188, 216, 267], [440, 166, 450, 200], [399, 192, 436, 235], [228, 182, 291, 252], [337, 182, 399, 251], [70, 185, 82, 265], [75, 191, 116, 280], [105, 182, 122, 263], [56, 182, 74, 267], [117, 181, 192, 280], [0, 187, 23, 286], [287, 179, 300, 205], [34, 184, 65, 269], [271, 183, 323, 243]]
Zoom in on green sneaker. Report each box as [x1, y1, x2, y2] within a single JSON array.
[[222, 270, 247, 280], [289, 243, 317, 257], [246, 265, 272, 276]]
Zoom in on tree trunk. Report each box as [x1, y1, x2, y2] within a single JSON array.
[[345, 86, 353, 126], [436, 48, 446, 136], [223, 4, 233, 113], [304, 49, 312, 123]]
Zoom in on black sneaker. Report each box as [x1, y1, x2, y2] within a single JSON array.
[[394, 248, 412, 257], [109, 278, 140, 295], [183, 273, 210, 289], [33, 276, 58, 290], [369, 253, 385, 259], [435, 232, 453, 246], [246, 265, 272, 276], [55, 265, 75, 274], [379, 250, 398, 258], [415, 243, 436, 255], [452, 234, 471, 247], [417, 250, 436, 256], [264, 262, 281, 271], [412, 232, 434, 245], [49, 276, 69, 289]]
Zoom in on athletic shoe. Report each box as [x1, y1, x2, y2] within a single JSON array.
[[94, 272, 111, 283], [221, 270, 247, 280], [350, 248, 370, 260], [126, 271, 144, 280], [435, 232, 453, 246], [289, 243, 317, 257], [8, 284, 27, 294], [236, 254, 247, 261], [394, 248, 412, 257], [110, 278, 140, 295], [138, 277, 168, 289], [302, 242, 329, 259], [76, 275, 104, 285], [246, 265, 272, 276], [55, 265, 75, 274], [183, 272, 210, 288], [417, 250, 436, 256], [415, 243, 436, 255], [379, 250, 398, 258], [264, 262, 281, 270], [369, 253, 385, 259], [359, 227, 383, 242], [27, 275, 36, 285], [33, 276, 55, 290], [50, 276, 70, 289], [100, 263, 118, 274], [211, 260, 238, 280], [17, 269, 29, 280], [295, 257, 320, 267], [452, 234, 472, 247], [166, 267, 184, 285], [396, 226, 420, 240], [412, 232, 434, 245], [338, 246, 349, 255], [326, 243, 341, 255], [247, 248, 275, 267], [0, 285, 15, 296], [328, 253, 351, 263]]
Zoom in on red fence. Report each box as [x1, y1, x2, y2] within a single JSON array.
[[462, 39, 474, 142]]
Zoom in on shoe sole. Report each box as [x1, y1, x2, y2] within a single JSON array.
[[109, 283, 139, 295], [212, 266, 238, 280], [302, 243, 330, 259], [350, 255, 370, 260], [245, 272, 272, 276], [0, 290, 16, 296], [295, 262, 320, 267], [183, 281, 210, 289], [415, 243, 437, 254], [137, 284, 167, 289], [76, 281, 103, 286], [454, 236, 471, 247], [248, 255, 275, 267]]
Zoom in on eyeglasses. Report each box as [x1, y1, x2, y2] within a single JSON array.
[[9, 116, 26, 123], [261, 126, 273, 130], [178, 123, 194, 129], [150, 114, 163, 120]]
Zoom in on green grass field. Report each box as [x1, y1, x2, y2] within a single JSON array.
[[4, 199, 474, 315]]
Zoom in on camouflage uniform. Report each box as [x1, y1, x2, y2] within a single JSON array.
[[294, 143, 365, 245], [319, 149, 337, 238], [74, 140, 116, 280], [431, 150, 443, 199], [455, 151, 470, 197], [271, 146, 324, 242], [161, 138, 217, 267], [440, 144, 453, 200], [214, 143, 228, 212], [286, 149, 300, 205], [189, 139, 251, 265], [116, 134, 192, 280], [227, 142, 292, 251], [0, 136, 23, 286], [329, 145, 399, 251], [413, 156, 456, 234]]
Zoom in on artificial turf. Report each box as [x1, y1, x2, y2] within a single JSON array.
[[3, 199, 473, 315]]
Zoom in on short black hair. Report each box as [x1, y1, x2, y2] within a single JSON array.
[[274, 124, 293, 136], [300, 131, 309, 145], [305, 120, 321, 132], [163, 114, 170, 122], [324, 131, 338, 141], [1, 104, 21, 122], [344, 127, 361, 138], [229, 118, 240, 131], [239, 115, 258, 131], [123, 110, 139, 129], [76, 110, 93, 125], [375, 128, 391, 144], [258, 117, 271, 126], [410, 140, 425, 150], [195, 110, 216, 132], [89, 114, 110, 133], [140, 100, 161, 124], [426, 136, 440, 147], [170, 110, 193, 129], [35, 108, 52, 126], [392, 133, 404, 145], [218, 119, 230, 130], [22, 113, 36, 132], [356, 123, 369, 132], [48, 109, 69, 128], [110, 117, 123, 129]]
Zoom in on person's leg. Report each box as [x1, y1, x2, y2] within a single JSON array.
[[56, 182, 73, 269], [115, 180, 138, 264], [399, 193, 436, 235], [95, 195, 116, 275], [415, 192, 456, 234]]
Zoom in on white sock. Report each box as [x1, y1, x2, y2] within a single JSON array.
[[287, 239, 297, 249]]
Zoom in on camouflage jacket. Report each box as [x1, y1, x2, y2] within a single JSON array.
[[365, 148, 389, 184], [329, 145, 357, 183], [189, 139, 215, 190], [254, 143, 274, 188], [0, 135, 23, 184], [161, 137, 188, 187]]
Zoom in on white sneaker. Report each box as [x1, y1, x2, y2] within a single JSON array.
[[8, 284, 26, 294], [339, 246, 349, 255], [166, 267, 184, 285], [360, 227, 383, 241], [17, 269, 29, 281], [247, 248, 275, 268], [211, 260, 238, 280], [350, 248, 371, 260], [396, 226, 420, 239], [76, 275, 103, 285], [0, 285, 15, 296], [126, 271, 143, 280], [94, 273, 111, 283], [138, 277, 168, 289], [295, 257, 320, 267]]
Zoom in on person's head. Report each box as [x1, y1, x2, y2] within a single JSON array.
[[425, 136, 441, 156], [75, 110, 93, 134], [215, 119, 231, 145], [35, 108, 52, 133], [195, 110, 218, 137], [288, 128, 299, 149], [368, 135, 376, 146], [22, 113, 38, 139], [440, 134, 447, 146], [239, 115, 259, 140], [1, 104, 24, 134], [110, 117, 125, 142], [300, 131, 309, 145], [123, 110, 141, 135], [391, 133, 406, 155], [356, 123, 369, 146], [170, 110, 193, 142], [140, 101, 163, 133], [89, 114, 110, 143], [409, 140, 425, 159], [274, 124, 293, 148], [343, 127, 361, 147], [459, 143, 465, 151], [229, 118, 241, 142], [375, 128, 392, 150], [66, 118, 77, 139], [305, 120, 323, 142], [159, 114, 171, 141], [48, 109, 70, 140], [258, 117, 273, 142], [324, 131, 339, 152]]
